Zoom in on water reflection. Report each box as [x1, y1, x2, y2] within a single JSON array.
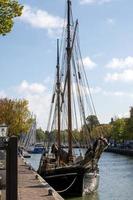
[[83, 192, 99, 200], [27, 152, 133, 200], [66, 192, 99, 200]]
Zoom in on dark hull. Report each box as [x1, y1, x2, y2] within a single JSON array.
[[39, 166, 99, 198]]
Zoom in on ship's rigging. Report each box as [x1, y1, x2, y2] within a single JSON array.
[[46, 0, 99, 153], [38, 0, 108, 197]]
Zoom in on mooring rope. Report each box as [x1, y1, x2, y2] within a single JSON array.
[[57, 176, 77, 193]]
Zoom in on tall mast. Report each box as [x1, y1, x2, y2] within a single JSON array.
[[67, 0, 72, 160], [56, 39, 61, 149]]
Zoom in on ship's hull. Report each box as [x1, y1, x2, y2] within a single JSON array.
[[39, 166, 99, 197]]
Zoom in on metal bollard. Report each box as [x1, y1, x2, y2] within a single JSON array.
[[48, 189, 53, 196]]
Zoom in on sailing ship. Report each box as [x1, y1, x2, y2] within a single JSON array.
[[38, 0, 108, 197], [19, 120, 45, 154]]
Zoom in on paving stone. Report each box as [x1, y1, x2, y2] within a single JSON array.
[[18, 157, 63, 200]]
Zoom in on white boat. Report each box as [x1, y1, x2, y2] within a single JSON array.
[[22, 150, 31, 158]]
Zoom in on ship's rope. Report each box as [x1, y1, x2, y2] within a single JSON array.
[[72, 55, 92, 147], [57, 176, 77, 193], [45, 0, 104, 147], [76, 29, 97, 117], [74, 25, 106, 140]]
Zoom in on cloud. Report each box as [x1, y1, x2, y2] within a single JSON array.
[[105, 69, 133, 82], [26, 92, 51, 129], [106, 56, 133, 69], [0, 80, 52, 129], [20, 5, 64, 37], [90, 86, 102, 94], [117, 112, 129, 119], [81, 56, 97, 70], [2, 80, 133, 129], [80, 0, 112, 5], [90, 86, 133, 97], [103, 91, 126, 96], [0, 90, 7, 98], [15, 80, 52, 129], [17, 80, 46, 94], [107, 18, 115, 25]]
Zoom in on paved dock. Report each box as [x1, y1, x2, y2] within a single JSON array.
[[18, 157, 64, 200]]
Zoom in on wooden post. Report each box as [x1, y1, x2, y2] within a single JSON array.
[[6, 136, 18, 200]]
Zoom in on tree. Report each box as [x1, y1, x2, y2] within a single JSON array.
[[0, 0, 23, 35], [91, 124, 112, 139], [125, 118, 133, 140], [111, 118, 126, 142], [86, 115, 99, 130], [36, 128, 45, 142], [0, 98, 33, 136], [72, 129, 80, 144]]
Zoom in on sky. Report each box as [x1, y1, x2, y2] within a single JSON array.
[[1, 0, 133, 129]]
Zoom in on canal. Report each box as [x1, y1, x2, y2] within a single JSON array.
[[26, 152, 133, 200]]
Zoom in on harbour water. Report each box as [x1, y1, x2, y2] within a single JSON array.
[[26, 152, 133, 200]]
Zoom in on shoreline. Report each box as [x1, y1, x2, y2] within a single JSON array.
[[105, 147, 133, 156]]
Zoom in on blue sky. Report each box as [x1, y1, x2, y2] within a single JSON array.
[[1, 0, 133, 129]]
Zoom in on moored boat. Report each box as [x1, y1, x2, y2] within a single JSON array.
[[22, 150, 31, 158], [27, 143, 46, 154], [38, 0, 108, 197]]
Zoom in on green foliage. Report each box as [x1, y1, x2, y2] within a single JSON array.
[[124, 118, 133, 140], [36, 128, 45, 142], [91, 116, 133, 142], [111, 118, 126, 141], [0, 0, 23, 35], [46, 114, 133, 145], [86, 115, 99, 130], [0, 98, 33, 136], [72, 129, 81, 144], [91, 124, 112, 139]]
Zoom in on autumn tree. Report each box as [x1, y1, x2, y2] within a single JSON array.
[[0, 0, 23, 35], [0, 98, 33, 136], [91, 124, 112, 139]]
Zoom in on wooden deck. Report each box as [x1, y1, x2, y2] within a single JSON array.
[[18, 157, 64, 200]]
